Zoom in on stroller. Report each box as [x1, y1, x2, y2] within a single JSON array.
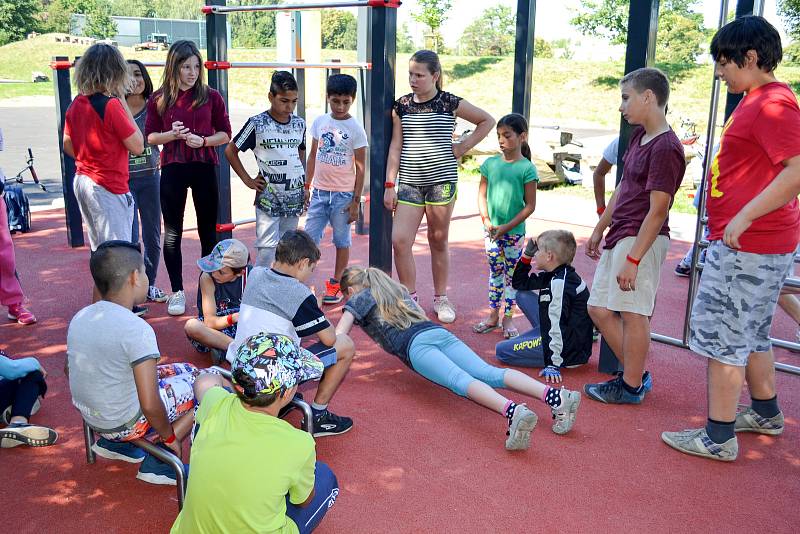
[[2, 148, 46, 233]]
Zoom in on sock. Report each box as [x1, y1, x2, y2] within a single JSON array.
[[621, 378, 643, 395], [706, 418, 735, 444], [503, 400, 517, 420], [311, 402, 328, 416], [751, 395, 780, 419], [542, 387, 562, 408]]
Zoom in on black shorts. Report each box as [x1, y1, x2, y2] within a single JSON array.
[[397, 181, 457, 207]]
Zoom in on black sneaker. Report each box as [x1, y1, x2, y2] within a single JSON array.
[[312, 409, 353, 437], [133, 305, 149, 317], [674, 262, 691, 277]]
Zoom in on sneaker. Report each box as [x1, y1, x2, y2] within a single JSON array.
[[661, 427, 738, 462], [433, 295, 456, 324], [136, 449, 187, 486], [551, 389, 581, 435], [133, 305, 148, 317], [147, 286, 169, 303], [167, 290, 186, 316], [0, 423, 57, 448], [605, 371, 653, 393], [674, 261, 691, 277], [7, 303, 36, 325], [584, 376, 645, 404], [1, 398, 40, 425], [734, 405, 784, 435], [92, 437, 146, 463], [312, 409, 353, 437], [505, 404, 538, 450], [322, 278, 343, 305]]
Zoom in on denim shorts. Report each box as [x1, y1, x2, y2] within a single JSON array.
[[304, 189, 354, 248]]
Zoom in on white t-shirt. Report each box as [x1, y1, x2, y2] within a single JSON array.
[[310, 113, 368, 192], [602, 136, 619, 164], [67, 301, 160, 431]]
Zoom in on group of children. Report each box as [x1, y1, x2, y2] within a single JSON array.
[[2, 13, 798, 533]]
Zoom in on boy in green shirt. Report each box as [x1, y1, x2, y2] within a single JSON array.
[[171, 333, 338, 534]]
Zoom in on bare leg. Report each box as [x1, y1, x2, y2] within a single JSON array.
[[466, 380, 511, 414], [777, 294, 800, 324], [589, 305, 624, 359], [502, 368, 548, 402], [744, 350, 777, 400], [707, 358, 746, 422], [619, 311, 650, 388], [184, 319, 235, 351], [425, 201, 456, 296], [392, 204, 425, 294], [333, 247, 350, 282], [313, 334, 355, 405]]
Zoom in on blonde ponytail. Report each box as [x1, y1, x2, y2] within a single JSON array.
[[341, 266, 428, 329]]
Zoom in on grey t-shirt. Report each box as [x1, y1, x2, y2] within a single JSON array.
[[128, 108, 160, 178], [344, 288, 438, 366], [67, 301, 160, 431]]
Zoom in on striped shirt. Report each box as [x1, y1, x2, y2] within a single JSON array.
[[394, 91, 462, 186]]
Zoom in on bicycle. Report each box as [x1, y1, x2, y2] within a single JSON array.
[[3, 148, 46, 233]]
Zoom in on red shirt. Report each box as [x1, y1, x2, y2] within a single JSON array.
[[145, 87, 231, 167], [604, 127, 686, 249], [64, 95, 137, 194], [706, 82, 800, 254]]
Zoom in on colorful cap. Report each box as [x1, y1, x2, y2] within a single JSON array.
[[197, 239, 249, 272], [231, 333, 324, 397]]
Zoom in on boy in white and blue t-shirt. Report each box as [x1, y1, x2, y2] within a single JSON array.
[[225, 71, 307, 267], [304, 74, 368, 304]]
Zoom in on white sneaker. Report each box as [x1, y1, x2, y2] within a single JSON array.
[[167, 290, 186, 316], [433, 295, 456, 323]]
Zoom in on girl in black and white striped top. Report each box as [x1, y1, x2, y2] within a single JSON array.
[[384, 50, 494, 324]]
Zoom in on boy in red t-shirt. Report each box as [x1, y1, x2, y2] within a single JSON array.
[[663, 17, 800, 462], [583, 68, 686, 405]]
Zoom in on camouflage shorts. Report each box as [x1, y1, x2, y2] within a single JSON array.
[[397, 181, 457, 207], [689, 241, 794, 366]]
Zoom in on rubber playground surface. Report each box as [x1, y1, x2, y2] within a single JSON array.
[[1, 190, 799, 533]]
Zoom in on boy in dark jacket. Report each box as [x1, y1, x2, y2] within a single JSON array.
[[495, 230, 593, 383]]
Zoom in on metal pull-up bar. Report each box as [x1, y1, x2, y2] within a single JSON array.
[[205, 61, 372, 70], [201, 0, 401, 15]]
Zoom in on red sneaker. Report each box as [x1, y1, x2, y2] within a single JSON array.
[[8, 303, 37, 325], [322, 279, 343, 305]]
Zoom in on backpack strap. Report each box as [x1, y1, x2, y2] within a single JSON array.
[[87, 93, 112, 121]]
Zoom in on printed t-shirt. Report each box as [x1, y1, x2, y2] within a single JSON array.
[[129, 108, 160, 178], [67, 301, 160, 431], [604, 126, 686, 249], [479, 155, 538, 235], [170, 386, 315, 534], [344, 288, 438, 366], [310, 113, 368, 192], [64, 95, 137, 194], [233, 111, 307, 217], [706, 82, 800, 254]]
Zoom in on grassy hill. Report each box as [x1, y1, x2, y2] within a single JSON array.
[[4, 34, 800, 134]]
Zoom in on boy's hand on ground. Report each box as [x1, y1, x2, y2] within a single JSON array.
[[585, 230, 603, 260], [383, 188, 398, 211], [247, 175, 267, 192], [345, 200, 359, 224], [539, 366, 562, 384], [616, 261, 638, 291], [723, 212, 752, 250]]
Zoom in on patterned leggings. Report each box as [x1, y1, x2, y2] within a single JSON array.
[[100, 363, 209, 442], [485, 231, 524, 315]]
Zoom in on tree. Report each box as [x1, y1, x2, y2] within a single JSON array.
[[45, 0, 98, 33], [397, 22, 415, 53], [84, 0, 117, 39], [321, 10, 357, 50], [228, 0, 278, 48], [109, 0, 156, 18], [0, 0, 42, 46], [534, 37, 553, 58], [412, 0, 451, 52], [460, 5, 515, 56], [778, 0, 800, 39], [571, 0, 707, 64]]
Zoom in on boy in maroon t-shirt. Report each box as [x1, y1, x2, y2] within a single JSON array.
[[663, 17, 800, 462], [583, 68, 686, 405]]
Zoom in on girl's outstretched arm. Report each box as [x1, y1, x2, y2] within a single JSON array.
[[336, 311, 356, 336]]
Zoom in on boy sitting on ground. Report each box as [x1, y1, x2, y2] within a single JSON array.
[[495, 230, 593, 382], [184, 239, 252, 364], [227, 229, 356, 437], [67, 240, 207, 485], [171, 333, 339, 534]]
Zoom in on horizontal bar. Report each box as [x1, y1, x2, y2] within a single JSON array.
[[202, 0, 401, 15], [205, 60, 371, 70], [775, 362, 800, 375]]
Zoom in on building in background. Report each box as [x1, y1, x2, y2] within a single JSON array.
[[69, 15, 231, 49]]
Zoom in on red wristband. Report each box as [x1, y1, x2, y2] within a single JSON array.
[[304, 182, 311, 190], [626, 254, 641, 266], [226, 314, 234, 327], [162, 432, 176, 445], [597, 206, 605, 215]]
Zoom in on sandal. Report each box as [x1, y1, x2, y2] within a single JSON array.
[[472, 321, 500, 334], [503, 326, 520, 339]]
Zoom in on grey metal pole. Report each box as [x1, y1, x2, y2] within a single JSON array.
[[511, 0, 536, 121], [356, 6, 370, 235]]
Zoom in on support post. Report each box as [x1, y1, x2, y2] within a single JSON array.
[[598, 0, 660, 374], [205, 0, 232, 240], [52, 56, 83, 248], [292, 12, 306, 120], [511, 0, 536, 121], [366, 6, 396, 272], [356, 6, 370, 235]]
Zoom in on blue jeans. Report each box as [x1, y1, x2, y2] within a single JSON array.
[[495, 290, 545, 367], [407, 328, 507, 397], [286, 461, 338, 534], [129, 171, 162, 284], [304, 190, 354, 248]]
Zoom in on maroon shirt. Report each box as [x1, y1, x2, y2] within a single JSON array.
[[144, 87, 231, 167], [604, 126, 686, 249]]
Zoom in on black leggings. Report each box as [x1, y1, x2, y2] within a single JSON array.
[[0, 370, 47, 421], [160, 162, 219, 292]]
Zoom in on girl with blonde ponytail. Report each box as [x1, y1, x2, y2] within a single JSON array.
[[337, 266, 583, 451]]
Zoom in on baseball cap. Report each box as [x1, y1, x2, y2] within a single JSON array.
[[231, 333, 324, 398], [197, 239, 249, 272]]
